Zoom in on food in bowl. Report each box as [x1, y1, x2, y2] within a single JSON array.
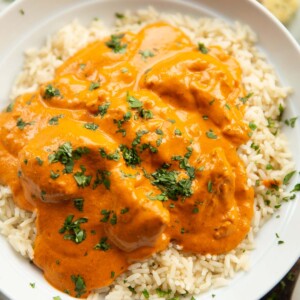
[[0, 7, 295, 300]]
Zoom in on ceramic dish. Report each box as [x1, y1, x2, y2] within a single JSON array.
[[0, 0, 299, 299]]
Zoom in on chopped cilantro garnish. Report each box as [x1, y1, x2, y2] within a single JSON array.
[[285, 117, 298, 128], [174, 129, 182, 136], [16, 118, 33, 130], [100, 209, 111, 223], [291, 183, 300, 192], [115, 12, 124, 19], [156, 288, 171, 297], [94, 237, 111, 251], [29, 283, 35, 288], [6, 103, 14, 112], [50, 170, 60, 180], [48, 114, 64, 125], [71, 275, 86, 298], [73, 198, 84, 211], [127, 93, 143, 108], [249, 122, 257, 131], [99, 148, 120, 161], [35, 157, 43, 166], [142, 289, 150, 299], [198, 43, 208, 54], [73, 165, 92, 188], [283, 171, 296, 185], [207, 180, 213, 193], [59, 215, 88, 244], [48, 142, 90, 174], [98, 102, 110, 118], [110, 213, 117, 225], [139, 50, 155, 60], [239, 93, 253, 104], [93, 169, 111, 190], [89, 82, 100, 91], [83, 123, 99, 131], [120, 145, 141, 167], [140, 109, 153, 119], [106, 33, 127, 53], [150, 168, 193, 200], [44, 84, 61, 99], [155, 129, 163, 135], [278, 104, 284, 121], [206, 129, 217, 139], [120, 207, 129, 214]]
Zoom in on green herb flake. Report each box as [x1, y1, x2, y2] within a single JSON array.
[[121, 67, 128, 73], [74, 166, 92, 188], [6, 103, 14, 112], [98, 102, 110, 118], [174, 129, 182, 136], [35, 157, 43, 166], [278, 240, 284, 245], [106, 33, 127, 54], [278, 103, 284, 121], [142, 289, 150, 299], [249, 122, 257, 131], [83, 122, 99, 131], [140, 109, 153, 119], [156, 129, 163, 135], [79, 63, 86, 70], [207, 180, 213, 193], [110, 213, 117, 225], [192, 207, 199, 214], [48, 114, 64, 125], [120, 207, 129, 214], [50, 170, 60, 180], [89, 82, 100, 91], [202, 115, 208, 120], [285, 117, 298, 128], [206, 129, 217, 139], [59, 215, 88, 244], [139, 50, 155, 60], [167, 119, 176, 124], [239, 92, 253, 104], [100, 209, 111, 223], [44, 84, 61, 99], [16, 118, 33, 130], [156, 288, 171, 297], [128, 286, 136, 294], [111, 271, 115, 278], [266, 164, 273, 170], [71, 274, 86, 298], [198, 42, 208, 54], [120, 145, 141, 167], [53, 297, 61, 300], [19, 9, 25, 15], [93, 169, 111, 190], [291, 183, 300, 192], [115, 12, 124, 19], [225, 103, 231, 110], [127, 93, 143, 109], [29, 283, 35, 288], [283, 171, 296, 185], [94, 237, 111, 251], [73, 198, 84, 212]]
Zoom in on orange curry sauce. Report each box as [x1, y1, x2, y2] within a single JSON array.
[[0, 22, 254, 297]]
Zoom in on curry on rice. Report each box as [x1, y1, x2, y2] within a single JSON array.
[[0, 22, 254, 297]]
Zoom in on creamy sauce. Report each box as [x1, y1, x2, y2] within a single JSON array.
[[0, 22, 254, 297]]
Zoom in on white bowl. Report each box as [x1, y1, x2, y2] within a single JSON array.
[[0, 1, 299, 300]]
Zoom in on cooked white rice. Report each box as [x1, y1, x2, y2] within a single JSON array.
[[0, 7, 295, 300]]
